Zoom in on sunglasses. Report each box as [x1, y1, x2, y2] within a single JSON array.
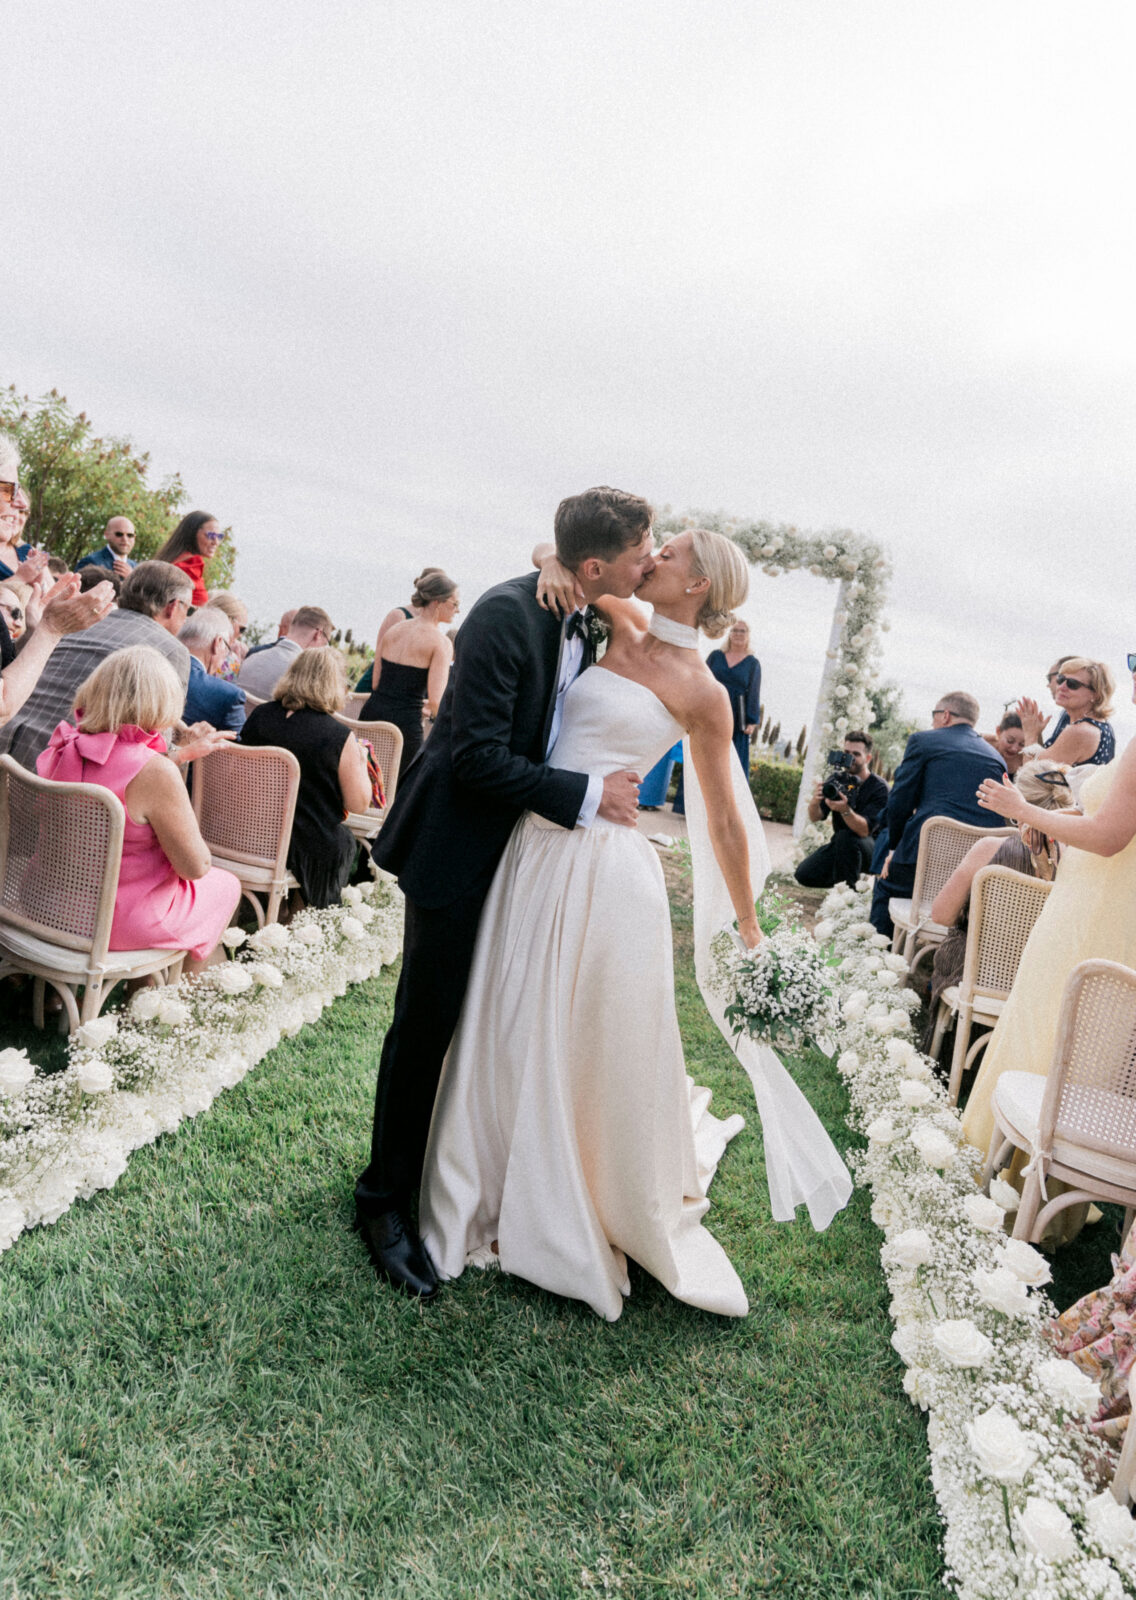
[[201, 529, 227, 544], [1127, 653, 1136, 673], [1036, 770, 1071, 789], [1054, 673, 1090, 692], [0, 603, 23, 623], [0, 481, 16, 504]]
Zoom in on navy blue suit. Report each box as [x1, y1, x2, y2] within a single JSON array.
[[869, 723, 1006, 936], [183, 655, 246, 732], [75, 546, 136, 572]]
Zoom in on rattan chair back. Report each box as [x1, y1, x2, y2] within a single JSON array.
[[342, 692, 370, 721], [333, 715, 404, 810], [1040, 960, 1136, 1160], [191, 743, 300, 872], [241, 690, 266, 711], [909, 816, 1017, 926], [0, 754, 123, 958], [963, 865, 1053, 1001]]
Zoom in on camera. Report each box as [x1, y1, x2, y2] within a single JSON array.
[[821, 749, 859, 805]]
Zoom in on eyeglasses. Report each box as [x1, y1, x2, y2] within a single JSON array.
[[201, 529, 227, 544], [1054, 673, 1090, 692], [0, 482, 16, 505], [932, 706, 951, 719], [1127, 654, 1136, 673]]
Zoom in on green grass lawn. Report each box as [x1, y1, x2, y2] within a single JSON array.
[[0, 877, 959, 1599]]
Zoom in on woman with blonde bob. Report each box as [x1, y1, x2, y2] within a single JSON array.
[[416, 525, 851, 1321], [1016, 655, 1116, 780], [240, 647, 371, 908], [36, 646, 241, 966]]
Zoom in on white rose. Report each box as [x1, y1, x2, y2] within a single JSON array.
[[966, 1407, 1038, 1484], [902, 1366, 933, 1410], [813, 920, 835, 943], [300, 993, 324, 1023], [1018, 1497, 1076, 1563], [869, 1015, 897, 1036], [249, 923, 290, 952], [849, 922, 875, 939], [842, 991, 869, 1020], [883, 952, 909, 972], [181, 1081, 215, 1117], [890, 1229, 933, 1268], [836, 1050, 860, 1077], [0, 1048, 35, 1096], [75, 1058, 114, 1094], [910, 1123, 956, 1169], [156, 996, 190, 1027], [875, 970, 900, 988], [962, 1193, 1005, 1233], [75, 1015, 119, 1050], [1084, 1489, 1136, 1559], [245, 962, 284, 989], [0, 1194, 27, 1249], [1035, 1357, 1099, 1418], [885, 1038, 915, 1067], [295, 924, 323, 947], [988, 1177, 1021, 1212], [932, 1319, 994, 1369], [341, 885, 363, 905], [869, 933, 892, 949], [866, 1116, 896, 1145], [973, 1265, 1032, 1318], [279, 1006, 304, 1037], [904, 1057, 934, 1082], [213, 965, 253, 995], [997, 1239, 1052, 1288], [871, 1193, 900, 1228], [890, 1323, 924, 1366], [131, 988, 163, 1020], [898, 1080, 934, 1109], [354, 904, 375, 925], [221, 927, 248, 950], [340, 916, 365, 941], [822, 544, 838, 560], [888, 1008, 912, 1031], [833, 684, 849, 698]]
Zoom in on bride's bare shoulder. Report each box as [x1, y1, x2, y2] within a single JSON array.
[[678, 662, 732, 732]]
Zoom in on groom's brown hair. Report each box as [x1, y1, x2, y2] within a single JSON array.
[[554, 486, 653, 567]]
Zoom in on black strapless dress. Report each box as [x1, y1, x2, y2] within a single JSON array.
[[361, 659, 429, 767]]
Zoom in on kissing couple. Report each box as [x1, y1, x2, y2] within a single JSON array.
[[354, 487, 850, 1320]]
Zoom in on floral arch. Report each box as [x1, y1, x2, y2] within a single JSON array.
[[655, 510, 891, 837]]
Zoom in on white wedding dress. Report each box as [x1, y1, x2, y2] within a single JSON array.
[[419, 666, 851, 1321]]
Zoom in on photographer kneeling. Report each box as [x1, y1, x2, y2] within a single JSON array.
[[795, 731, 889, 890]]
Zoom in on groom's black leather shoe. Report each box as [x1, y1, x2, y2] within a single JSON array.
[[354, 1207, 440, 1300]]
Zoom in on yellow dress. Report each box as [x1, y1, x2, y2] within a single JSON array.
[[962, 761, 1136, 1155]]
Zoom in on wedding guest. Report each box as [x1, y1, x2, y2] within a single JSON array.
[[1015, 657, 1115, 776], [1048, 1232, 1136, 1446], [707, 615, 761, 774], [36, 647, 241, 970], [0, 584, 28, 642], [46, 556, 69, 579], [358, 568, 446, 692], [206, 591, 250, 679], [153, 511, 226, 606], [236, 606, 334, 700], [0, 436, 28, 581], [179, 607, 246, 731], [75, 517, 137, 576], [0, 561, 193, 770], [869, 691, 1006, 938], [243, 609, 296, 662], [983, 712, 1026, 777], [240, 648, 371, 907], [0, 574, 115, 729], [360, 571, 458, 766], [961, 654, 1136, 1172], [795, 731, 888, 890], [79, 566, 123, 601]]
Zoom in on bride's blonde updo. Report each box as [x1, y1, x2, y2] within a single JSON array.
[[687, 529, 750, 639]]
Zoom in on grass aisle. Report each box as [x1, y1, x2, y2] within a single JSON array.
[[0, 871, 943, 1600]]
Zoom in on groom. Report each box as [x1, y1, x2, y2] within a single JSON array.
[[355, 487, 658, 1296]]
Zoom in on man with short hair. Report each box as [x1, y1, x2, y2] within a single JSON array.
[[243, 608, 298, 662], [795, 731, 889, 890], [235, 606, 333, 700], [869, 690, 1006, 937], [180, 606, 246, 731], [75, 517, 137, 577], [0, 561, 194, 770]]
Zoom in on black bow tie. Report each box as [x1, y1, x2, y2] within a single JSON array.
[[566, 610, 590, 642]]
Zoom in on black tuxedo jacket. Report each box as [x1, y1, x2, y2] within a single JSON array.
[[372, 571, 590, 908]]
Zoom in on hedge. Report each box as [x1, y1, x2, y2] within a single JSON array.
[[749, 758, 803, 824]]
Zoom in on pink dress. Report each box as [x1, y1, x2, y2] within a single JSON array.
[[37, 722, 241, 959]]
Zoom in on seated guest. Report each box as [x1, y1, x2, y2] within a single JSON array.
[[1016, 657, 1115, 788], [795, 730, 889, 890], [0, 435, 26, 580], [869, 691, 1006, 938], [46, 556, 69, 579], [0, 583, 29, 642], [983, 711, 1026, 776], [37, 647, 241, 970], [179, 606, 246, 731], [0, 573, 115, 729], [922, 758, 1075, 1043], [236, 605, 334, 700], [79, 566, 123, 601], [0, 561, 193, 770], [246, 609, 297, 660], [240, 648, 371, 908], [75, 517, 137, 577], [361, 571, 458, 766], [153, 510, 226, 606], [207, 591, 250, 680]]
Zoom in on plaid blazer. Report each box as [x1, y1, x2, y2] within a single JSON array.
[[0, 609, 191, 771]]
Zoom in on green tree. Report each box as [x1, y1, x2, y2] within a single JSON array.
[[867, 679, 918, 775], [0, 386, 235, 587]]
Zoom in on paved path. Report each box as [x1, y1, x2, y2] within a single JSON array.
[[636, 805, 796, 875]]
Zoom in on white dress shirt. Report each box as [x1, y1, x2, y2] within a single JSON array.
[[546, 617, 602, 828]]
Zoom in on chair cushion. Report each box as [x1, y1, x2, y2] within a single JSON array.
[[994, 1072, 1136, 1192], [992, 1071, 1043, 1140], [0, 925, 178, 975], [941, 986, 1005, 1022], [889, 899, 914, 930]]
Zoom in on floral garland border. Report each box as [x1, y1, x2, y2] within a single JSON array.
[[817, 881, 1136, 1596], [0, 877, 403, 1255]]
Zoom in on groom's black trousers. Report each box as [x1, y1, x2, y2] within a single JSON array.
[[355, 877, 492, 1214]]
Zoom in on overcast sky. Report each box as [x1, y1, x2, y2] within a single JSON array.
[[8, 1, 1135, 744]]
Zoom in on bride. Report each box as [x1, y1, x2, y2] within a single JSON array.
[[419, 527, 850, 1320]]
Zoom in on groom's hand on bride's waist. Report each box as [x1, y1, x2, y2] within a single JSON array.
[[597, 770, 642, 827]]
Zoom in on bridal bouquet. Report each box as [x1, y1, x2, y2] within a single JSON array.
[[710, 893, 839, 1056]]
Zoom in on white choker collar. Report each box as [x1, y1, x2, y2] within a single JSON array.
[[647, 613, 700, 650]]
